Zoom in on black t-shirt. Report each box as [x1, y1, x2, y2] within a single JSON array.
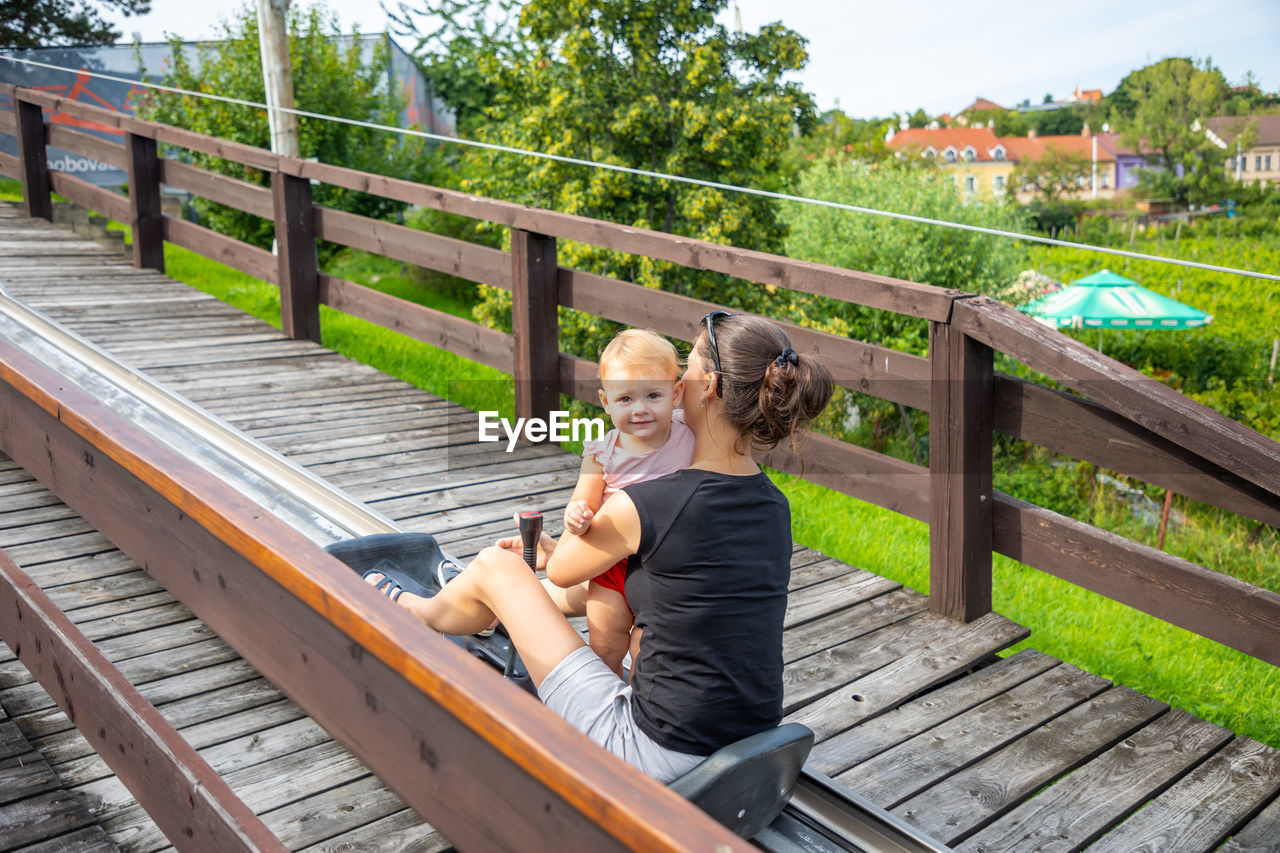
[[622, 468, 791, 755]]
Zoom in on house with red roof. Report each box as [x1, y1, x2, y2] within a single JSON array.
[[887, 126, 1120, 201]]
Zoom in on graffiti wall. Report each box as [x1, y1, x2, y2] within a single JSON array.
[[0, 37, 453, 188]]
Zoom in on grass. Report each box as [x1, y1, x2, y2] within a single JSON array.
[[5, 183, 1276, 750]]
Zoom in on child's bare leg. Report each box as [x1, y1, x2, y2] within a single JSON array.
[[586, 581, 634, 679]]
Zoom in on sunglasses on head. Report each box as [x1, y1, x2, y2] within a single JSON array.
[[702, 311, 734, 397]]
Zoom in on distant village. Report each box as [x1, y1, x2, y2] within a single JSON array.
[[885, 88, 1280, 206]]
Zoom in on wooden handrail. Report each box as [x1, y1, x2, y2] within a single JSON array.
[[952, 296, 1280, 498]]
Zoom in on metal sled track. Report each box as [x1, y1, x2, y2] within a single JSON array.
[[0, 284, 951, 853]]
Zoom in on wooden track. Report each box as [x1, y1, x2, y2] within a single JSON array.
[[0, 205, 1277, 851]]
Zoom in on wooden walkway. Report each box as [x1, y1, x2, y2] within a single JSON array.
[[0, 204, 1278, 852]]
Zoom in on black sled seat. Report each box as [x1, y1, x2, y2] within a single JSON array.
[[669, 722, 814, 839]]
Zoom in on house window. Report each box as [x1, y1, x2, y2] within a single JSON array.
[[1101, 173, 1109, 188], [945, 148, 957, 163], [993, 174, 1006, 192], [964, 146, 976, 162], [1257, 156, 1263, 171], [1267, 155, 1273, 171], [993, 148, 1006, 161], [964, 175, 977, 193]]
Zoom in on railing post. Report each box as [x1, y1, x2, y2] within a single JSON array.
[[928, 317, 994, 621], [125, 132, 165, 272], [15, 98, 51, 221], [510, 228, 559, 435], [272, 170, 320, 343]]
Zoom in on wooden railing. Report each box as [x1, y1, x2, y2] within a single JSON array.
[[1, 81, 1278, 846]]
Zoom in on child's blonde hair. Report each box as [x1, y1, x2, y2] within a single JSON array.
[[598, 329, 682, 383]]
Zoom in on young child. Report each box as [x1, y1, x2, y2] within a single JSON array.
[[563, 329, 695, 678]]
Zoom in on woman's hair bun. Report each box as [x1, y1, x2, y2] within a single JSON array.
[[701, 315, 833, 452]]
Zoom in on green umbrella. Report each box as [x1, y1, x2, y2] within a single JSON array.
[[1019, 268, 1212, 351]]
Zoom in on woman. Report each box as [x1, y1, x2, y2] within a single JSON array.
[[380, 312, 832, 782]]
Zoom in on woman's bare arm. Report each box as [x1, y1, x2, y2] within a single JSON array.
[[547, 491, 642, 588]]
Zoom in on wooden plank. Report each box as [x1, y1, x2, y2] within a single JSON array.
[[559, 268, 933, 409], [317, 274, 513, 372], [45, 172, 130, 224], [952, 296, 1280, 499], [1220, 790, 1280, 853], [1088, 737, 1280, 853], [1, 638, 243, 715], [162, 217, 278, 284], [0, 340, 758, 852], [0, 753, 59, 806], [511, 229, 559, 430], [786, 612, 1028, 741], [928, 318, 993, 621], [126, 133, 165, 272], [783, 610, 1009, 715], [10, 825, 119, 852], [273, 171, 320, 342], [993, 493, 1280, 667], [39, 687, 298, 770], [784, 589, 927, 664], [954, 710, 1233, 853], [810, 650, 1059, 777], [783, 570, 899, 628], [837, 663, 1110, 808], [0, 790, 96, 850], [994, 374, 1280, 529], [0, 151, 17, 180], [45, 124, 127, 170], [159, 159, 274, 220], [313, 206, 510, 289], [295, 807, 446, 853], [16, 98, 51, 221], [260, 774, 424, 850], [895, 685, 1168, 845]]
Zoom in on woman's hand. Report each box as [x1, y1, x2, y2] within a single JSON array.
[[495, 513, 557, 569]]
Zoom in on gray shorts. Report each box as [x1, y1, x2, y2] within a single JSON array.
[[538, 645, 705, 783]]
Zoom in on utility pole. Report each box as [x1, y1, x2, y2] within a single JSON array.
[[257, 0, 299, 158]]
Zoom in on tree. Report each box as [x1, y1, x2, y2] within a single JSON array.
[[1112, 57, 1233, 205], [1, 0, 149, 48], [1013, 144, 1093, 204], [783, 108, 892, 173], [136, 2, 432, 254], [391, 0, 816, 356], [784, 158, 1029, 351]]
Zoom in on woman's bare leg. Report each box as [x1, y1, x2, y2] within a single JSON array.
[[392, 545, 587, 688]]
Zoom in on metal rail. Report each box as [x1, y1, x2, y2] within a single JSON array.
[[0, 284, 951, 853]]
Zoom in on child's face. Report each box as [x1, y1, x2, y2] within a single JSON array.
[[598, 369, 683, 443]]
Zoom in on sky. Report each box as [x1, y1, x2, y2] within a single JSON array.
[[101, 0, 1280, 120]]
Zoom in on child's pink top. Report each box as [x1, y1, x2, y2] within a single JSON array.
[[583, 410, 696, 499]]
